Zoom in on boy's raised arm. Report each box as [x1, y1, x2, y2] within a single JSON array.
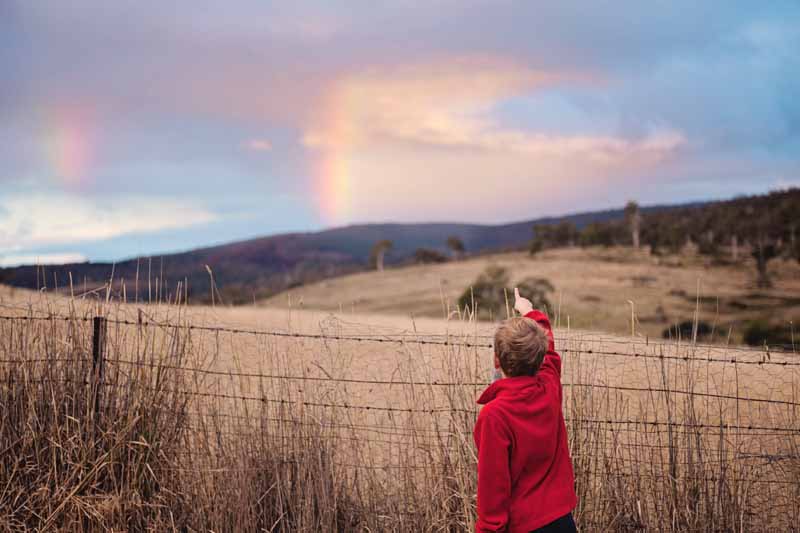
[[515, 287, 562, 380], [525, 308, 562, 380]]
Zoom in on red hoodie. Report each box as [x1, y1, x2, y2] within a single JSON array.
[[474, 310, 576, 533]]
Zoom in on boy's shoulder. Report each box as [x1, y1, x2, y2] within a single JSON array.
[[477, 388, 525, 420], [476, 400, 513, 433]]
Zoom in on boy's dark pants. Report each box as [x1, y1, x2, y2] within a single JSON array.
[[530, 513, 576, 533]]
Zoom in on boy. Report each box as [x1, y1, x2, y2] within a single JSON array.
[[474, 288, 577, 533]]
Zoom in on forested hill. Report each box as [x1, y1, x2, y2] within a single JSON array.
[[530, 188, 799, 289], [565, 189, 798, 254]]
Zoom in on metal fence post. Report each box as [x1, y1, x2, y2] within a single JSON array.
[[92, 316, 107, 422]]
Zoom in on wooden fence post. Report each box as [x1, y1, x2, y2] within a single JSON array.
[[92, 316, 107, 421]]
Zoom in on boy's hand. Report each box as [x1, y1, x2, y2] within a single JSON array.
[[514, 287, 533, 316]]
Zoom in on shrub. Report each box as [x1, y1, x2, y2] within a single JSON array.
[[515, 277, 554, 314], [457, 266, 511, 320], [458, 267, 555, 320], [529, 238, 544, 256], [743, 319, 796, 348], [662, 320, 713, 341], [413, 248, 449, 264]]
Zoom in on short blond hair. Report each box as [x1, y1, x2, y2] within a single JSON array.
[[494, 317, 549, 377]]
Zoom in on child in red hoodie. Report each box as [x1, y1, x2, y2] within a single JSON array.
[[474, 288, 577, 533]]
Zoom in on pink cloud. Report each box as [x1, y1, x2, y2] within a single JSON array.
[[304, 56, 685, 223], [303, 55, 581, 150]]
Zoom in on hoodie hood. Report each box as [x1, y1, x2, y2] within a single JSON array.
[[477, 375, 541, 405]]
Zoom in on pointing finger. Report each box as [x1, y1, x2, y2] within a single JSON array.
[[514, 287, 520, 300]]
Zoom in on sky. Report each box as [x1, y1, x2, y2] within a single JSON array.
[[1, 1, 799, 266]]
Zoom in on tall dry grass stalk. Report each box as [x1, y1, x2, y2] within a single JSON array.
[[0, 300, 798, 531]]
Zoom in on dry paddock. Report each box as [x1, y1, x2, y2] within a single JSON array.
[[1, 297, 799, 531]]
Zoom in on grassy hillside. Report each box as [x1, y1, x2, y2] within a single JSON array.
[[0, 204, 679, 304], [262, 246, 800, 344]]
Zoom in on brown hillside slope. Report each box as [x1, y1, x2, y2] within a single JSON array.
[[262, 247, 800, 343]]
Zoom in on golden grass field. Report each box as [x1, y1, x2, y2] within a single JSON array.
[[262, 247, 800, 343], [1, 271, 799, 531]]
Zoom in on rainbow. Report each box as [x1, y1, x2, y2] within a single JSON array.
[[42, 106, 94, 189], [317, 153, 350, 224], [313, 83, 358, 224]]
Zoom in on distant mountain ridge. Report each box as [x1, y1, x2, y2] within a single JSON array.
[[0, 201, 700, 304]]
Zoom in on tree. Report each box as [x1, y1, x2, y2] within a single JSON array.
[[446, 236, 465, 259], [554, 221, 579, 247], [741, 201, 789, 288], [579, 222, 617, 248], [789, 224, 800, 263], [752, 238, 778, 288], [369, 240, 393, 272], [642, 215, 687, 255], [625, 201, 641, 249], [529, 237, 544, 256], [731, 234, 739, 262], [697, 228, 720, 257], [414, 248, 448, 264], [530, 222, 578, 255], [530, 224, 555, 255]]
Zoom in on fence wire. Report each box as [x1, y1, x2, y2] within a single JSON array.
[[1, 307, 799, 529]]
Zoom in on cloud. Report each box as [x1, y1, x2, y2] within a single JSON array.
[[2, 1, 797, 241], [0, 193, 217, 252], [244, 138, 273, 152], [304, 57, 683, 156], [303, 56, 576, 149], [0, 252, 87, 267], [335, 130, 687, 224], [304, 57, 686, 222]]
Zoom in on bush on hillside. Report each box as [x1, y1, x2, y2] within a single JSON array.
[[743, 319, 796, 348], [458, 266, 555, 320], [515, 277, 554, 314], [413, 248, 449, 264], [662, 320, 713, 342], [458, 266, 510, 320]]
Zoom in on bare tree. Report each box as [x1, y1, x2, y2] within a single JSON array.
[[624, 201, 641, 249], [370, 240, 393, 272]]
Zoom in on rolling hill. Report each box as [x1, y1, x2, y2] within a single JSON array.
[[261, 246, 800, 344], [0, 205, 654, 303]]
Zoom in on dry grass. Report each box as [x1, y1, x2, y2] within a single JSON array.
[[1, 289, 799, 531], [261, 247, 800, 342]]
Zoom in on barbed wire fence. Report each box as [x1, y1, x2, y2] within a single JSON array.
[[1, 308, 799, 530], [2, 309, 799, 446]]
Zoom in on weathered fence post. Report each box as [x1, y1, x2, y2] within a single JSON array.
[[92, 316, 107, 422]]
